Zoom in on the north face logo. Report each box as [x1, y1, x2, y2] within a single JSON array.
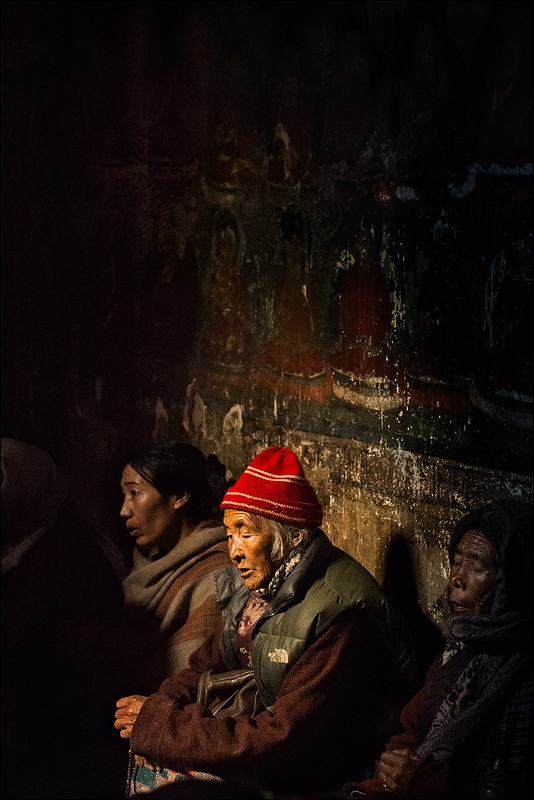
[[268, 648, 289, 663]]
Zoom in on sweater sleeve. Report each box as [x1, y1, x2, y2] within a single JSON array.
[[130, 604, 409, 794], [150, 626, 227, 705], [386, 654, 442, 751]]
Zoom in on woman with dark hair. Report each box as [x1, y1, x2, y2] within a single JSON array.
[[343, 499, 533, 800], [98, 441, 232, 701]]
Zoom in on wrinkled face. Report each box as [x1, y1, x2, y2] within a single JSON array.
[[448, 528, 498, 614], [120, 464, 180, 550], [223, 509, 277, 590]]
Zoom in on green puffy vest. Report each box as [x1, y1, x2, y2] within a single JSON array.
[[216, 538, 407, 711]]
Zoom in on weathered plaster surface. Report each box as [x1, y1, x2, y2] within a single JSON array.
[[2, 1, 532, 629]]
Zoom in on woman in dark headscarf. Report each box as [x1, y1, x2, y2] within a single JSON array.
[[344, 499, 533, 800]]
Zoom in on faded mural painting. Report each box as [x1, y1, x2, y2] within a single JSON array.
[[2, 1, 532, 619]]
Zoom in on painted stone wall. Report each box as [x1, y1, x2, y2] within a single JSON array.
[[2, 1, 532, 619], [183, 381, 532, 621]]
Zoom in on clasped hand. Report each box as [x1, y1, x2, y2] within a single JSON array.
[[114, 695, 162, 772], [114, 694, 147, 738], [376, 747, 423, 794]]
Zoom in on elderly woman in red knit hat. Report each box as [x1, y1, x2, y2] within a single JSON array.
[[114, 447, 417, 799]]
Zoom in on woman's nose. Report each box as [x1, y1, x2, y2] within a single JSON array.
[[450, 567, 465, 589], [119, 499, 130, 518], [227, 539, 243, 561]]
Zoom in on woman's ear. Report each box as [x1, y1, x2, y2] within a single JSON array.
[[173, 491, 191, 510], [292, 531, 304, 547]]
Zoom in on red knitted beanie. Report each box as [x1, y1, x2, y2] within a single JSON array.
[[220, 446, 323, 527]]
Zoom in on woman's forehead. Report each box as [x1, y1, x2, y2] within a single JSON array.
[[121, 464, 152, 488], [457, 528, 497, 560], [223, 508, 269, 531]]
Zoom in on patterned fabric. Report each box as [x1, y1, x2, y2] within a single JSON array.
[[220, 446, 323, 526], [237, 591, 270, 667], [493, 672, 533, 776], [256, 532, 316, 601], [128, 761, 224, 797]]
